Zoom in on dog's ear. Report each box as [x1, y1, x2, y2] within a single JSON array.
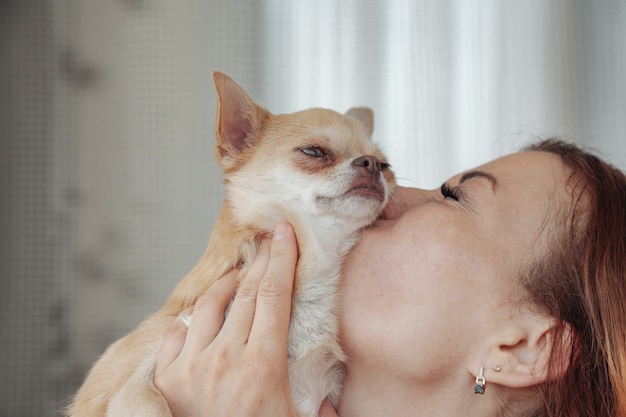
[[212, 71, 270, 170], [345, 107, 374, 136]]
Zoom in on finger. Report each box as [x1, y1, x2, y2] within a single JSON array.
[[248, 221, 297, 351], [318, 399, 339, 417], [218, 238, 272, 344], [155, 308, 192, 378], [180, 270, 238, 356]]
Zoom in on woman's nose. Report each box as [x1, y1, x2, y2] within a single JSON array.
[[382, 186, 434, 220]]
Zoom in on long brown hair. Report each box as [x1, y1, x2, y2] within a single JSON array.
[[522, 139, 626, 417]]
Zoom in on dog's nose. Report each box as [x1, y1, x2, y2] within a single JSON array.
[[352, 155, 384, 173]]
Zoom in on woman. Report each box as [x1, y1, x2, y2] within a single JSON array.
[[154, 139, 626, 417]]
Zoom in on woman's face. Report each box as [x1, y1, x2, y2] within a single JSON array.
[[339, 150, 572, 386]]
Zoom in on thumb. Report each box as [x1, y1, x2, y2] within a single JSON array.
[[318, 399, 339, 417]]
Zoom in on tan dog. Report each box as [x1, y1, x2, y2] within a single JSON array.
[[68, 71, 395, 417]]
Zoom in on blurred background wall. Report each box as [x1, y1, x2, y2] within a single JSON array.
[[1, 1, 624, 415]]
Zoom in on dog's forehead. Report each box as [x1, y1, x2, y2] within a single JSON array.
[[268, 108, 376, 151]]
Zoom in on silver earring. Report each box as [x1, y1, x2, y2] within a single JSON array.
[[474, 366, 486, 395], [493, 365, 501, 372]]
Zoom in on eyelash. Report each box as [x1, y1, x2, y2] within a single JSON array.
[[440, 183, 461, 201]]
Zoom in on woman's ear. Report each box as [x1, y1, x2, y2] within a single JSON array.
[[468, 315, 573, 389]]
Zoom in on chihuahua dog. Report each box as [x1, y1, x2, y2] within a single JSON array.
[[68, 71, 395, 417]]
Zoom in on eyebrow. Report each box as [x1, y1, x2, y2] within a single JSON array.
[[459, 170, 498, 192]]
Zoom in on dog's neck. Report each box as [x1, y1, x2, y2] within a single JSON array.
[[163, 202, 361, 314]]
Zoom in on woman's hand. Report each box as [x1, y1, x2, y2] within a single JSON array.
[[154, 221, 338, 417]]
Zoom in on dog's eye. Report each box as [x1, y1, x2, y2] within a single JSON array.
[[301, 147, 326, 158], [380, 162, 391, 171]]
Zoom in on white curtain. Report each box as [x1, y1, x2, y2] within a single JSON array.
[[259, 0, 626, 186], [1, 1, 624, 416]]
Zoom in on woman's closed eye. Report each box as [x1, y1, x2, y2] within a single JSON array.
[[440, 183, 462, 201]]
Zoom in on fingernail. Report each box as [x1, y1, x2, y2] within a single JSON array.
[[180, 313, 192, 327], [273, 221, 288, 241]]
